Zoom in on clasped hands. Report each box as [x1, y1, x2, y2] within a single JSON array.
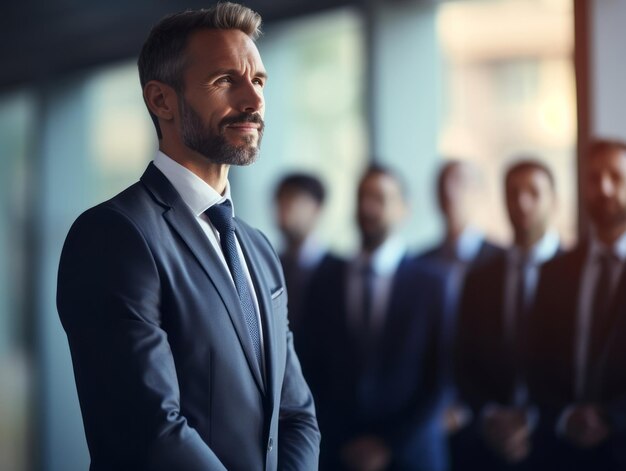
[[341, 435, 391, 471], [562, 404, 610, 449], [482, 406, 531, 463]]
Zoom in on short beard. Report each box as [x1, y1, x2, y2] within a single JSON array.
[[590, 202, 626, 232], [179, 96, 264, 166]]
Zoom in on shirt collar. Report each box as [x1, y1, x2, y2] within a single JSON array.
[[455, 225, 485, 262], [153, 150, 234, 217], [590, 228, 626, 262], [356, 235, 406, 276], [510, 229, 560, 266], [298, 234, 326, 269]]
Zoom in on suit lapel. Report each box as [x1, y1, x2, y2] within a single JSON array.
[[140, 163, 266, 394], [379, 256, 410, 358], [559, 245, 587, 397], [591, 263, 626, 397]]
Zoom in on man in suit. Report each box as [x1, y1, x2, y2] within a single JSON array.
[[455, 159, 560, 470], [304, 164, 447, 471], [528, 139, 626, 470], [273, 172, 341, 344], [416, 160, 504, 452], [417, 160, 503, 274], [56, 4, 320, 470]]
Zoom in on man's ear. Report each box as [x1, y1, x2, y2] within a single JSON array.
[[143, 80, 178, 123]]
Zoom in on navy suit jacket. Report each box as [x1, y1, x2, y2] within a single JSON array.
[[455, 246, 561, 410], [302, 256, 447, 471], [527, 243, 626, 468], [279, 251, 343, 349], [57, 163, 320, 471], [455, 254, 521, 409], [417, 239, 505, 402]]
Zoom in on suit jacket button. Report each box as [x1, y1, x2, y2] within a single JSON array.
[[267, 437, 273, 452]]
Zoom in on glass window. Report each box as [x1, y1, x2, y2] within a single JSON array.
[[233, 8, 366, 254], [437, 0, 576, 246], [85, 62, 156, 202], [0, 90, 34, 471]]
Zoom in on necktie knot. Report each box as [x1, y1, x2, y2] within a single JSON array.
[[206, 201, 234, 235], [596, 249, 618, 268]]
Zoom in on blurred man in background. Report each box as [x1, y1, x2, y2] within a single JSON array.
[[416, 160, 504, 460], [454, 159, 560, 470], [418, 160, 503, 275], [303, 164, 447, 471], [528, 139, 626, 470], [274, 172, 341, 344]]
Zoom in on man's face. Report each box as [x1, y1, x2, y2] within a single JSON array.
[[585, 147, 626, 230], [440, 163, 478, 224], [275, 189, 321, 244], [178, 29, 266, 165], [505, 168, 555, 240], [357, 172, 406, 248]]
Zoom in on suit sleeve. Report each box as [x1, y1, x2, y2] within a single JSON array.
[[277, 328, 321, 470], [257, 231, 321, 470], [57, 206, 227, 471]]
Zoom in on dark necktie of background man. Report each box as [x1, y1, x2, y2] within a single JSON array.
[[585, 251, 617, 399]]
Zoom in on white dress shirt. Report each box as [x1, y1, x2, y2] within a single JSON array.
[[153, 151, 265, 369], [452, 225, 487, 264], [503, 230, 561, 343], [444, 226, 488, 316], [296, 234, 327, 270], [347, 236, 406, 336]]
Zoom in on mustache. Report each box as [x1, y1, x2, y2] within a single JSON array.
[[220, 113, 265, 130]]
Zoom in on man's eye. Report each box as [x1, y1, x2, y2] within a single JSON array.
[[252, 78, 265, 87], [216, 76, 232, 84]]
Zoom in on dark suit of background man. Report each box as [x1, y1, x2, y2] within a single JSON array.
[[273, 172, 341, 345], [56, 4, 320, 470], [303, 165, 447, 471], [455, 159, 559, 470], [416, 160, 504, 449], [528, 139, 626, 471]]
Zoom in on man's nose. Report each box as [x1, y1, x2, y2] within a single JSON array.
[[517, 192, 533, 212], [599, 175, 615, 197], [235, 81, 264, 113]]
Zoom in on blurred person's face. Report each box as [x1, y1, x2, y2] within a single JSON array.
[[505, 168, 555, 245], [357, 172, 406, 251], [585, 147, 626, 232], [275, 189, 321, 246], [440, 163, 477, 228], [177, 29, 266, 165]]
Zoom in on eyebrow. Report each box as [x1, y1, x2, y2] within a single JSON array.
[[208, 69, 268, 80]]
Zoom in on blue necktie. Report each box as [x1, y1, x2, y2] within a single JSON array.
[[206, 201, 262, 367]]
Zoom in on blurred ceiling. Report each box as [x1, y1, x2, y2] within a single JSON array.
[[1, 0, 362, 92]]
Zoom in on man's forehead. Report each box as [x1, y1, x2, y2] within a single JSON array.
[[589, 149, 626, 170], [186, 28, 264, 69]]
